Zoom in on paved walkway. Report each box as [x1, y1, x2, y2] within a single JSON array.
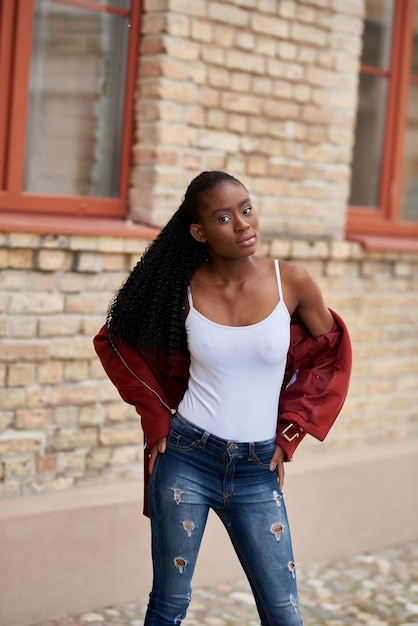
[[33, 542, 418, 626]]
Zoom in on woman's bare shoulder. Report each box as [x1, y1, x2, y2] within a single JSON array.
[[278, 259, 311, 284]]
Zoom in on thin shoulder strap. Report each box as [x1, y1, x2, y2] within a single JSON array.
[[274, 259, 284, 302], [186, 285, 193, 309]]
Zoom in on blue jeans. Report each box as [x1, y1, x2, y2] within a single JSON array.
[[145, 413, 303, 626]]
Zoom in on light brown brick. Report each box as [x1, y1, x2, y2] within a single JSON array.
[[39, 316, 81, 338], [0, 270, 26, 290], [8, 249, 33, 269], [0, 435, 43, 456], [64, 294, 98, 314], [50, 384, 98, 406], [109, 446, 138, 466], [28, 272, 56, 292], [226, 113, 248, 135], [235, 31, 255, 50], [69, 236, 97, 252], [36, 453, 58, 474], [37, 361, 64, 385], [0, 248, 8, 268], [208, 2, 249, 26], [58, 272, 85, 292], [221, 92, 261, 114], [0, 388, 26, 410], [79, 405, 104, 426], [101, 254, 126, 272], [105, 402, 136, 423], [187, 106, 206, 127], [26, 387, 49, 409], [164, 38, 200, 62], [54, 406, 79, 428], [7, 233, 39, 248], [7, 318, 37, 338], [251, 13, 288, 37], [290, 22, 328, 46], [15, 409, 51, 430], [225, 50, 264, 74], [99, 425, 142, 447], [86, 447, 111, 470], [64, 361, 89, 383], [167, 13, 190, 37], [3, 457, 34, 479], [48, 428, 98, 452], [24, 476, 74, 494], [10, 293, 64, 315], [191, 18, 212, 42], [59, 451, 87, 474], [36, 250, 67, 271], [7, 364, 35, 387]]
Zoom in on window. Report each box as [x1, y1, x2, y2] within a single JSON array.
[[347, 0, 418, 243], [0, 0, 140, 218]]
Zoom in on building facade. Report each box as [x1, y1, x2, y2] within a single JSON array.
[[0, 1, 417, 624]]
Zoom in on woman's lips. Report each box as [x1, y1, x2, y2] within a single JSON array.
[[236, 234, 256, 246]]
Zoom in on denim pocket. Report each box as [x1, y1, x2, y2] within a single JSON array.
[[252, 445, 276, 469], [166, 425, 197, 451]]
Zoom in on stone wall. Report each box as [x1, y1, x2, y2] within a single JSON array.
[[131, 0, 363, 238], [1, 231, 417, 498]]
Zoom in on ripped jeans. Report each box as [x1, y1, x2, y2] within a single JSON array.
[[144, 412, 303, 626]]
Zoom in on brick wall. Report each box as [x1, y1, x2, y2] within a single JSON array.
[[1, 0, 417, 500], [0, 233, 149, 497], [1, 232, 417, 498], [131, 0, 363, 238]]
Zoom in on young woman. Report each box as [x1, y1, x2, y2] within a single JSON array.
[[94, 171, 351, 626]]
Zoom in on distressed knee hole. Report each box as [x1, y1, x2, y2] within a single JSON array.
[[273, 490, 282, 507], [174, 556, 187, 574], [271, 522, 283, 541], [288, 561, 296, 578], [290, 594, 298, 613], [172, 488, 182, 505], [182, 520, 195, 537]]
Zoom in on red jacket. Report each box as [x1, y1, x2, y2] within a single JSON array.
[[94, 309, 351, 515]]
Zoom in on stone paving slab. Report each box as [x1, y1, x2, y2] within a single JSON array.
[[32, 542, 418, 626]]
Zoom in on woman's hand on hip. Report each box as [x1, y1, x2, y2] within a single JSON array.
[[148, 437, 166, 475], [269, 445, 285, 490]]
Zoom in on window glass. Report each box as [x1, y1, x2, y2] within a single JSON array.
[[348, 0, 395, 208], [23, 0, 130, 197], [89, 0, 130, 7], [349, 74, 388, 207], [400, 8, 418, 221]]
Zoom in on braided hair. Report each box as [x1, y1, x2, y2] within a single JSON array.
[[107, 171, 243, 362]]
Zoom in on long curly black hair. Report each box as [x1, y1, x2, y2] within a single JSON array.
[[107, 171, 243, 361]]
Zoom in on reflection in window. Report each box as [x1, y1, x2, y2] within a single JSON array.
[[89, 0, 130, 7], [24, 1, 130, 197], [349, 0, 394, 208], [400, 8, 418, 221]]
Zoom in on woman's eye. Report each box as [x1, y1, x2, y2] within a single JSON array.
[[218, 215, 231, 223], [243, 206, 252, 215]]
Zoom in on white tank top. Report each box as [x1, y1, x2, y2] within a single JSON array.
[[177, 260, 290, 442]]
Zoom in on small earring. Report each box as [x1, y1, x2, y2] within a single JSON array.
[[201, 238, 206, 243]]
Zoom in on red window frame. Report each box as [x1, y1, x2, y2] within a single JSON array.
[[0, 0, 141, 220], [346, 0, 418, 248]]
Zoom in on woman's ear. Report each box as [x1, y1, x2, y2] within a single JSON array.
[[190, 223, 207, 243]]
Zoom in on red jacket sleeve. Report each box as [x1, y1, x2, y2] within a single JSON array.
[[94, 325, 178, 450], [276, 309, 352, 461]]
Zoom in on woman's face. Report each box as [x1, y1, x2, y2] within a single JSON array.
[[190, 181, 259, 259]]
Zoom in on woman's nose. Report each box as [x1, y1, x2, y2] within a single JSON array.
[[234, 215, 250, 231]]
